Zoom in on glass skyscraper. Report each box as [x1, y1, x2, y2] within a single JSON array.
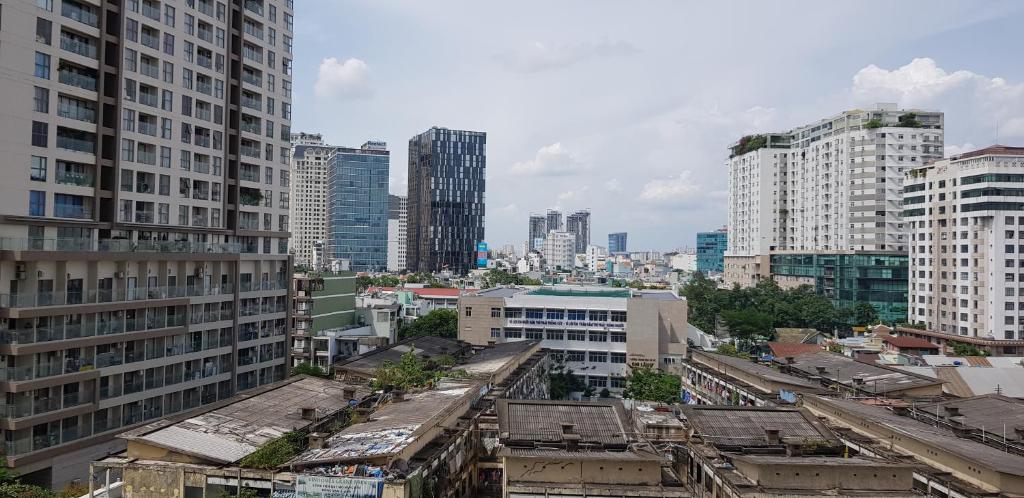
[[770, 252, 908, 322], [609, 232, 628, 254], [327, 142, 390, 271], [407, 127, 487, 275]]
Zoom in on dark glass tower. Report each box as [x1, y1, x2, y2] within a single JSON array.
[[407, 127, 486, 275], [327, 142, 390, 271]]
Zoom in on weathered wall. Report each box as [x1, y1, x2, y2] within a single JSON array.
[[503, 456, 661, 486]]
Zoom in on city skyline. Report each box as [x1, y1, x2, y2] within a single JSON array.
[[291, 0, 1024, 250]]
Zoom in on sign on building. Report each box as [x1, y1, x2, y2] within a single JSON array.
[[295, 475, 383, 498]]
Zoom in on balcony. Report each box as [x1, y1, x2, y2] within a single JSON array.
[[60, 35, 97, 59], [55, 170, 94, 187], [54, 204, 93, 220], [0, 286, 192, 310]]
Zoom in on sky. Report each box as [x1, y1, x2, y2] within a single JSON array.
[[291, 0, 1024, 252]]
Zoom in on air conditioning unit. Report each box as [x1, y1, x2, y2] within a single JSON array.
[[115, 271, 126, 279]]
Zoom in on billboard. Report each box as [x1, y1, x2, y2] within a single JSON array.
[[476, 242, 488, 268], [296, 475, 383, 498]]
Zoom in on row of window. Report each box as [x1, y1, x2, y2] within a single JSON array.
[[472, 307, 628, 322], [491, 328, 627, 342]]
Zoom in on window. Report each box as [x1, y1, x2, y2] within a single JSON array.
[[566, 331, 586, 341], [565, 351, 585, 362], [610, 332, 626, 342], [545, 330, 564, 340], [490, 307, 501, 318], [34, 52, 51, 79], [490, 328, 501, 339], [588, 352, 607, 363], [38, 0, 54, 11], [546, 309, 565, 320], [588, 331, 607, 342], [36, 17, 52, 44], [31, 121, 48, 147], [163, 33, 175, 55], [610, 310, 627, 322], [33, 87, 49, 113], [525, 329, 543, 340], [30, 156, 47, 181], [588, 310, 608, 321], [504, 308, 522, 319], [610, 352, 626, 364], [525, 308, 544, 319], [464, 307, 471, 317], [504, 329, 522, 339], [567, 309, 586, 321], [29, 191, 46, 216]]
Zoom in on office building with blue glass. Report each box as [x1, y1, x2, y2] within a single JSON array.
[[696, 229, 728, 274], [327, 142, 390, 271], [608, 232, 628, 254]]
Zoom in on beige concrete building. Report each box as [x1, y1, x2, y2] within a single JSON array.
[[0, 0, 294, 486], [905, 145, 1024, 348], [458, 286, 688, 392]]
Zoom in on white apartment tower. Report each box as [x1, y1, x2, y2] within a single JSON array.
[[387, 194, 407, 272], [725, 104, 944, 287], [0, 0, 295, 486], [905, 146, 1024, 346], [289, 133, 333, 268]]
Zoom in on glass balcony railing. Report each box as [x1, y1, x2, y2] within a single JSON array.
[[0, 237, 242, 254], [55, 170, 95, 187]]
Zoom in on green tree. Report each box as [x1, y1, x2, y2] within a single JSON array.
[[548, 359, 588, 400], [291, 362, 329, 378], [721, 309, 774, 343], [482, 269, 541, 288], [679, 273, 720, 333], [715, 343, 749, 359], [950, 341, 989, 357], [627, 279, 646, 290], [851, 302, 879, 326], [623, 366, 681, 403], [399, 308, 458, 339], [0, 483, 56, 498]]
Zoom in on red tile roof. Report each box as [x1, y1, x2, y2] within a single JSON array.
[[883, 336, 940, 350], [767, 342, 822, 358]]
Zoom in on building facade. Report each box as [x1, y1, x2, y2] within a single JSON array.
[[546, 209, 563, 232], [566, 209, 591, 254], [905, 146, 1024, 342], [290, 272, 357, 368], [289, 133, 333, 268], [608, 232, 627, 254], [696, 229, 727, 274], [541, 231, 576, 271], [0, 0, 294, 486], [458, 286, 688, 392], [386, 194, 407, 272], [527, 214, 546, 252], [725, 105, 944, 297], [326, 142, 389, 272], [771, 252, 908, 322], [406, 127, 486, 275]]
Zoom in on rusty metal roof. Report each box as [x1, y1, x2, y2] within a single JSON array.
[[681, 406, 837, 447], [497, 399, 629, 447]]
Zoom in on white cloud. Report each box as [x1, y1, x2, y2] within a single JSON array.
[[510, 143, 588, 176], [851, 58, 1024, 141], [314, 57, 373, 100], [638, 170, 703, 205], [944, 142, 977, 158], [556, 186, 590, 203], [604, 178, 622, 192], [494, 40, 639, 73]]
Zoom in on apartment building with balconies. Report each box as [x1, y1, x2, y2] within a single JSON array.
[[905, 145, 1024, 352], [725, 105, 943, 319], [0, 0, 294, 487], [290, 271, 356, 368]]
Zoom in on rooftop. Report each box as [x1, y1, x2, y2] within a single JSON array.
[[681, 406, 837, 447], [332, 335, 467, 377], [692, 351, 822, 391], [365, 286, 470, 298], [529, 287, 632, 298], [883, 336, 940, 349], [767, 342, 822, 358], [497, 399, 629, 447], [777, 351, 942, 394], [954, 144, 1024, 160], [914, 394, 1024, 440], [119, 377, 367, 464], [896, 365, 1024, 398], [810, 396, 1024, 477]]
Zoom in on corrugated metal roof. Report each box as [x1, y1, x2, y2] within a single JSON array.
[[781, 351, 941, 393], [497, 400, 628, 446], [681, 406, 836, 447], [499, 447, 663, 461], [333, 336, 465, 375], [915, 395, 1024, 439]]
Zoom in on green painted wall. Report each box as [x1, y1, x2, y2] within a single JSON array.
[[311, 273, 358, 333]]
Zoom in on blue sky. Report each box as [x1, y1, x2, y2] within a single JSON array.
[[291, 0, 1024, 251]]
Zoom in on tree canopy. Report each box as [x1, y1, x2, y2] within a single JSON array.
[[399, 308, 458, 339], [680, 274, 879, 341], [291, 362, 329, 378], [481, 269, 541, 288], [623, 366, 680, 403], [356, 274, 401, 292]]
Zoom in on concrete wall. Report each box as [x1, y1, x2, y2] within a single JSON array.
[[503, 456, 661, 486], [457, 296, 505, 345], [625, 297, 687, 369], [731, 459, 913, 491]]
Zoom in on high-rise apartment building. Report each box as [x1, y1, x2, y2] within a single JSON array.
[[528, 214, 546, 252], [326, 142, 389, 272], [608, 232, 627, 254], [406, 127, 486, 275], [546, 209, 563, 232], [387, 194, 407, 272], [696, 229, 727, 274], [566, 209, 591, 254], [725, 105, 944, 318], [0, 0, 295, 486], [905, 146, 1024, 345], [289, 133, 333, 268]]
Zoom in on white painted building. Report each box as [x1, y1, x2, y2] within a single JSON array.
[[386, 194, 407, 271], [542, 231, 576, 271], [905, 146, 1024, 343]]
